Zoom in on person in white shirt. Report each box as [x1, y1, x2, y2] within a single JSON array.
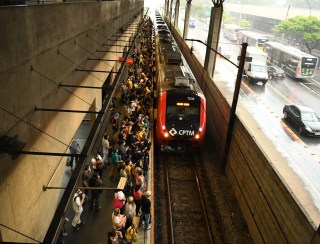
[[101, 134, 110, 166], [71, 189, 86, 231], [112, 208, 126, 231]]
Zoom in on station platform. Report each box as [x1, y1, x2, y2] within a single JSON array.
[[59, 89, 153, 244]]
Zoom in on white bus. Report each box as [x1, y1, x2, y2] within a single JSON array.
[[223, 24, 244, 41], [264, 41, 318, 79], [237, 30, 269, 49]]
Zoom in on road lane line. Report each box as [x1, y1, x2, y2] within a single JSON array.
[[310, 78, 320, 85], [267, 83, 292, 103], [299, 82, 320, 96], [243, 82, 320, 164]]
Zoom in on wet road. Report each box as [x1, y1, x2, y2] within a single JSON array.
[[179, 22, 320, 207]]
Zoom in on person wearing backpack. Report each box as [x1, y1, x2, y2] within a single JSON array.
[[125, 223, 138, 243], [88, 173, 103, 212], [138, 190, 151, 231], [71, 189, 86, 231]]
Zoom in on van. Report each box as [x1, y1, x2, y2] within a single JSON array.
[[242, 47, 268, 85]]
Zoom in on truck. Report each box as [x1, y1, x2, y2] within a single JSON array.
[[242, 46, 268, 85]]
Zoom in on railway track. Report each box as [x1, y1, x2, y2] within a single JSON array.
[[155, 152, 213, 243], [154, 138, 254, 244]]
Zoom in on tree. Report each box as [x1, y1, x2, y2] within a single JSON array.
[[239, 19, 251, 29], [222, 12, 235, 25], [275, 16, 320, 54]]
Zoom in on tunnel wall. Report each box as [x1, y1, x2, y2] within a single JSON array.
[[168, 21, 320, 244], [0, 1, 143, 242]]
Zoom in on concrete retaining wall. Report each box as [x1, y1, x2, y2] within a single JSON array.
[[168, 21, 320, 243], [0, 1, 143, 242]]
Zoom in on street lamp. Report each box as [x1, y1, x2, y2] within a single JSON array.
[[305, 0, 311, 17], [285, 4, 291, 19], [239, 0, 243, 26], [282, 5, 290, 41]]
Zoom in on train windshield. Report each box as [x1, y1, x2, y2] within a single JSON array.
[[166, 92, 200, 122], [167, 106, 199, 121]]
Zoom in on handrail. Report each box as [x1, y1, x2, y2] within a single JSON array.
[[42, 9, 145, 244]]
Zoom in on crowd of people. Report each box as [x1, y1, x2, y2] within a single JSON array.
[[68, 16, 155, 244]]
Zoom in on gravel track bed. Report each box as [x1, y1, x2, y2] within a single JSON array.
[[154, 136, 253, 243], [154, 152, 211, 243]]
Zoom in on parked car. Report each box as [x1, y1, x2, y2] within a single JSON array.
[[189, 19, 196, 28], [267, 65, 286, 80], [283, 105, 320, 136]]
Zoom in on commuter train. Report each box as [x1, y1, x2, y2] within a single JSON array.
[[154, 12, 206, 152]]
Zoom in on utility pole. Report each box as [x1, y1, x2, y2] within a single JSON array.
[[222, 43, 248, 172], [281, 4, 290, 42], [183, 0, 192, 39], [305, 0, 311, 17], [174, 0, 180, 28], [204, 0, 223, 77]]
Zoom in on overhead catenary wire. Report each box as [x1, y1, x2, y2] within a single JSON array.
[[0, 106, 81, 154], [0, 223, 41, 243], [32, 67, 100, 112], [57, 50, 106, 84]]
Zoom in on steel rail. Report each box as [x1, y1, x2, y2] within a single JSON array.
[[193, 159, 214, 243], [164, 155, 175, 244], [164, 154, 214, 244]]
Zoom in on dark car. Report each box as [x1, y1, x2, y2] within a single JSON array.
[[283, 105, 320, 136], [267, 65, 286, 80]]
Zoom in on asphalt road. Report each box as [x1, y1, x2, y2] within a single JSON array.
[[180, 23, 320, 213]]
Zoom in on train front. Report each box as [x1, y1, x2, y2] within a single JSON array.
[[156, 89, 206, 152]]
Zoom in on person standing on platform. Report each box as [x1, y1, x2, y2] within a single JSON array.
[[91, 154, 103, 178], [125, 196, 136, 228], [138, 190, 152, 231], [69, 139, 81, 172], [110, 149, 123, 181], [111, 113, 120, 135], [88, 173, 103, 212], [101, 134, 110, 166], [118, 140, 127, 159], [112, 208, 126, 236], [71, 189, 86, 231], [133, 185, 143, 216], [108, 230, 123, 244], [82, 165, 91, 202]]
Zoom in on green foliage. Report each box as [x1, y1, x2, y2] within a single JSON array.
[[191, 1, 211, 20], [222, 12, 235, 24], [275, 16, 320, 53], [239, 19, 251, 28]]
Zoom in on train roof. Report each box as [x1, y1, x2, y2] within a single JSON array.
[[155, 13, 204, 97], [159, 64, 203, 96], [159, 43, 181, 64]]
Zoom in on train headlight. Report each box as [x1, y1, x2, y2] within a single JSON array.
[[164, 132, 169, 138], [195, 134, 200, 139]]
